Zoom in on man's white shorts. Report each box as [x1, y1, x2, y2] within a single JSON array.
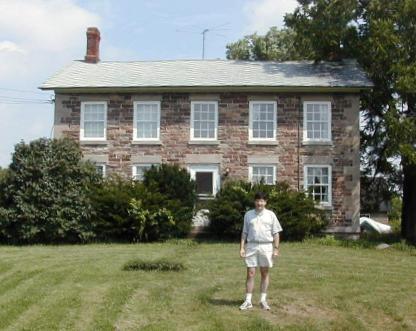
[[244, 243, 274, 268]]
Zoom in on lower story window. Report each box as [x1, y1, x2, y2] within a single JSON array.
[[132, 164, 158, 181], [188, 164, 220, 198], [249, 165, 276, 185], [304, 165, 332, 205], [95, 164, 106, 178]]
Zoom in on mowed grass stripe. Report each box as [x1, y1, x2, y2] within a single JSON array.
[[0, 242, 415, 330], [0, 270, 70, 330]]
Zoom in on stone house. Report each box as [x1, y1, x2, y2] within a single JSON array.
[[40, 27, 373, 235]]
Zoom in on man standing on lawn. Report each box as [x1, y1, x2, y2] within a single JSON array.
[[239, 191, 283, 310]]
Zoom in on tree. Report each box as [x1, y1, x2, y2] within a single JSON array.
[[0, 138, 100, 244], [226, 27, 312, 61], [227, 0, 416, 244]]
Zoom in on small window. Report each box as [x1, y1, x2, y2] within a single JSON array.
[[133, 101, 161, 141], [249, 101, 277, 141], [188, 165, 220, 198], [249, 165, 276, 185], [95, 164, 106, 178], [190, 101, 218, 140], [195, 172, 214, 195], [80, 102, 107, 140], [304, 165, 332, 205], [132, 164, 157, 181], [303, 102, 331, 142]]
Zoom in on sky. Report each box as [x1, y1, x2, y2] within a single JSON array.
[[0, 0, 298, 167]]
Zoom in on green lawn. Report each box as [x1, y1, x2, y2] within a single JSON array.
[[0, 240, 415, 331]]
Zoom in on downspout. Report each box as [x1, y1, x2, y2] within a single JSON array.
[[297, 99, 301, 191]]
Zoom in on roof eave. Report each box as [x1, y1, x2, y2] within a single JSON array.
[[39, 85, 373, 94]]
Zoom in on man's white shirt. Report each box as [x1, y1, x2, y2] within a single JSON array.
[[242, 208, 282, 242]]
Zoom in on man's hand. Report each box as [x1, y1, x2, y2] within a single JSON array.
[[240, 248, 246, 258], [273, 248, 279, 258]]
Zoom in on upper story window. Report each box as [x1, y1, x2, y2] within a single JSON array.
[[249, 165, 276, 185], [304, 165, 332, 206], [80, 102, 107, 140], [303, 101, 331, 142], [249, 101, 277, 141], [133, 101, 161, 141], [190, 101, 218, 141]]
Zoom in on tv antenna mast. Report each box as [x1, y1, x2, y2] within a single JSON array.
[[176, 23, 229, 59]]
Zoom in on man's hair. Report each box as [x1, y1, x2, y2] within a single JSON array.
[[254, 191, 268, 200]]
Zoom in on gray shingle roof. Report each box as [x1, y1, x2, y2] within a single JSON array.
[[40, 59, 373, 90]]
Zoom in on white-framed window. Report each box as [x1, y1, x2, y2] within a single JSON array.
[[133, 101, 161, 141], [188, 164, 220, 198], [80, 101, 107, 140], [304, 165, 332, 206], [249, 101, 277, 141], [249, 165, 276, 185], [190, 101, 218, 141], [303, 101, 331, 142], [95, 164, 106, 178], [132, 164, 158, 181]]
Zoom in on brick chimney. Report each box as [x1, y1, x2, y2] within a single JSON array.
[[84, 27, 100, 63]]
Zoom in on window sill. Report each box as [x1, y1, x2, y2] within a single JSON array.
[[188, 141, 220, 145], [131, 140, 162, 145], [302, 141, 333, 146], [247, 141, 278, 146], [315, 204, 333, 210], [197, 195, 215, 200], [80, 140, 108, 145]]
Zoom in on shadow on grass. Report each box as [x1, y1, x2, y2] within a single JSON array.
[[208, 298, 242, 306]]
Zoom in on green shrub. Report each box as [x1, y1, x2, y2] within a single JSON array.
[[388, 196, 402, 233], [0, 138, 99, 244], [89, 164, 197, 242], [208, 181, 327, 241], [89, 175, 146, 242], [143, 164, 197, 237], [123, 258, 185, 272], [128, 198, 176, 241]]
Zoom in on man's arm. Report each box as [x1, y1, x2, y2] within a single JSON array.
[[240, 234, 246, 258], [273, 233, 280, 257], [240, 214, 248, 258]]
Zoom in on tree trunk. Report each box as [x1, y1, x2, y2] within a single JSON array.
[[401, 159, 416, 244]]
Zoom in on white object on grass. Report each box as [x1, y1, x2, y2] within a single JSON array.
[[359, 216, 392, 234]]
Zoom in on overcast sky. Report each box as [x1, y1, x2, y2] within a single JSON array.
[[0, 0, 298, 167]]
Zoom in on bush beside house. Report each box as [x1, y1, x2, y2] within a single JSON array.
[[0, 138, 99, 244], [89, 164, 196, 242], [208, 181, 328, 241], [0, 138, 197, 244]]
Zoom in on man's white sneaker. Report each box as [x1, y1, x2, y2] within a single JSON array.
[[260, 301, 271, 310], [239, 301, 253, 310]]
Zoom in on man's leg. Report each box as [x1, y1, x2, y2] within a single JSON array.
[[259, 267, 271, 309], [246, 267, 256, 294], [240, 267, 256, 309], [259, 267, 269, 294]]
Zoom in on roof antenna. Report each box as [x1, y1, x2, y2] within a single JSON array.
[[176, 23, 229, 59]]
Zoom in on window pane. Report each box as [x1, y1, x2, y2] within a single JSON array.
[[193, 103, 217, 139], [95, 165, 105, 177], [252, 166, 274, 185], [306, 167, 330, 203], [84, 122, 104, 138], [196, 172, 213, 195], [136, 103, 159, 139]]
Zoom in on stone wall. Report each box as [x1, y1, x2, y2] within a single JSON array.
[[54, 92, 360, 232]]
